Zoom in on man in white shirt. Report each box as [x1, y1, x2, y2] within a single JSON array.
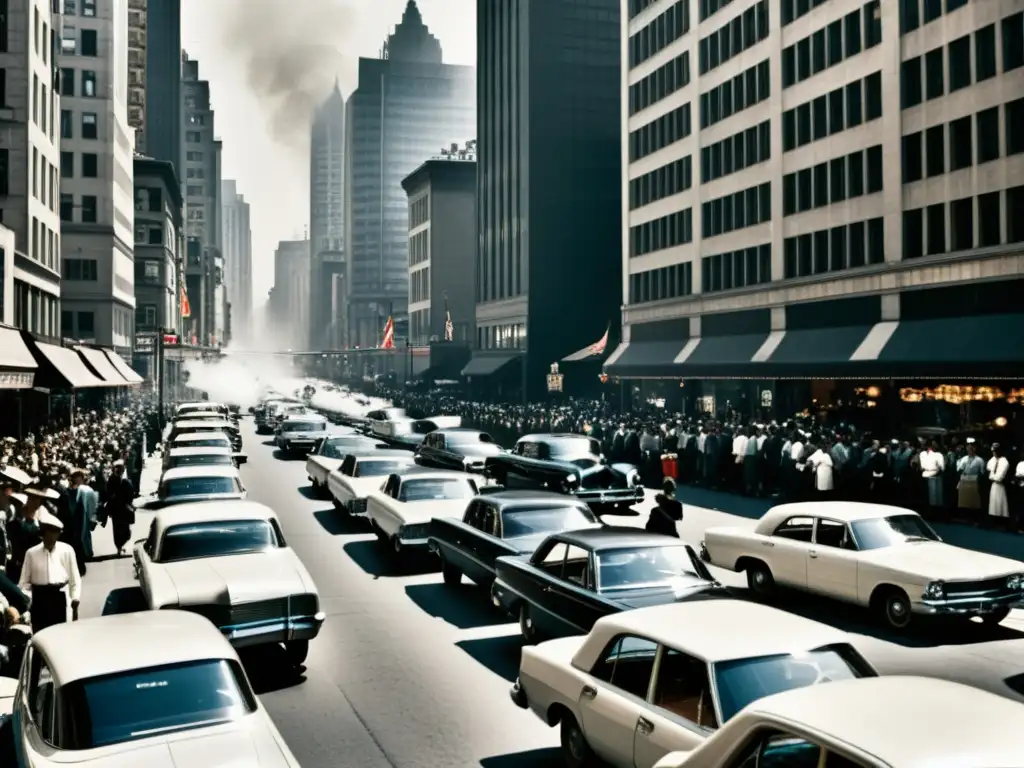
[[18, 508, 81, 634], [918, 440, 946, 516]]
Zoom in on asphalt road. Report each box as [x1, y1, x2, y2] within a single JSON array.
[[78, 417, 1024, 768]]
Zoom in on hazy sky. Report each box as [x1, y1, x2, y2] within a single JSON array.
[[180, 0, 476, 308]]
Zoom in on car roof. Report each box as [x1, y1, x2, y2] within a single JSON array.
[[433, 427, 489, 436], [153, 500, 276, 535], [177, 402, 224, 410], [518, 433, 593, 442], [480, 490, 590, 510], [161, 465, 241, 480], [282, 414, 326, 423], [756, 501, 917, 532], [354, 451, 416, 461], [173, 419, 233, 429], [168, 447, 232, 456], [554, 526, 683, 551], [34, 611, 237, 685], [395, 469, 475, 482], [172, 432, 232, 443]]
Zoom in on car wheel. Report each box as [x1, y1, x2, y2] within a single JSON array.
[[746, 561, 775, 598], [559, 713, 595, 768], [979, 607, 1011, 626], [285, 639, 309, 666], [519, 603, 538, 643], [441, 560, 462, 587], [878, 588, 913, 631]]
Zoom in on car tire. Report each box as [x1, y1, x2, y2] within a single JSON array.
[[285, 639, 309, 666], [746, 561, 775, 598], [519, 603, 538, 644], [560, 713, 595, 768], [442, 560, 462, 587], [877, 587, 913, 631], [979, 607, 1011, 626]]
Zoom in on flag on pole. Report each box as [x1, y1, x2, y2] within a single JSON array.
[[180, 282, 191, 318], [381, 316, 395, 349], [587, 325, 610, 357], [444, 311, 454, 342]]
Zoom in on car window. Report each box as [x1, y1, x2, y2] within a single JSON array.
[[537, 541, 568, 571], [730, 731, 821, 768], [519, 441, 541, 459], [596, 545, 708, 592], [653, 648, 718, 729], [501, 505, 597, 539], [341, 455, 356, 475], [564, 545, 591, 588], [29, 653, 56, 743], [162, 476, 237, 498], [481, 506, 500, 536], [172, 454, 233, 468], [463, 501, 483, 530], [850, 514, 940, 550], [159, 520, 279, 562], [589, 635, 657, 699], [356, 460, 412, 477], [815, 518, 853, 549], [399, 478, 476, 502], [144, 521, 157, 555], [773, 516, 814, 542]]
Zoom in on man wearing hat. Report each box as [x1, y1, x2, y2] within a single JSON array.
[[65, 468, 98, 575], [17, 509, 81, 633], [103, 460, 136, 556], [7, 480, 57, 582]]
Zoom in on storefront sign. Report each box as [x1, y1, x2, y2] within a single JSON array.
[[547, 363, 563, 393], [699, 395, 715, 414], [761, 390, 773, 406], [135, 333, 155, 352], [0, 371, 35, 389]]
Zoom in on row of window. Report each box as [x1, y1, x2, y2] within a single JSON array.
[[701, 182, 771, 240], [698, 0, 768, 76], [61, 258, 97, 281], [629, 209, 693, 257], [629, 262, 694, 305], [409, 194, 430, 229], [58, 67, 99, 98], [28, 147, 59, 216], [627, 0, 657, 20], [62, 0, 99, 18], [629, 156, 693, 210], [629, 103, 692, 162], [700, 120, 770, 184], [1007, 12, 1024, 72], [782, 146, 883, 217], [629, 0, 689, 69], [780, 0, 829, 27], [59, 151, 99, 179], [59, 193, 98, 223], [702, 243, 771, 294], [61, 311, 95, 337], [699, 0, 733, 22], [699, 59, 769, 130], [899, 0, 968, 35], [29, 216, 60, 273], [59, 109, 98, 140], [782, 3, 880, 89], [783, 219, 885, 280], [900, 24, 999, 110], [629, 52, 690, 116], [782, 72, 882, 152], [903, 186, 1024, 259]]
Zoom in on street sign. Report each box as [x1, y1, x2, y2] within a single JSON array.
[[0, 371, 34, 389], [135, 333, 155, 352], [547, 363, 563, 393]]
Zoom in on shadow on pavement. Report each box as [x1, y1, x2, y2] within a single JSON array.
[[239, 645, 306, 694], [404, 583, 510, 630], [312, 510, 368, 536], [342, 539, 436, 577], [102, 586, 147, 615], [297, 486, 323, 500], [91, 553, 128, 563], [272, 449, 305, 461], [455, 635, 522, 682], [260, 438, 276, 445], [479, 749, 562, 767]]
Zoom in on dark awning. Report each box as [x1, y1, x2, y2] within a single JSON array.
[[34, 343, 106, 388], [75, 346, 129, 386], [673, 333, 772, 377], [461, 354, 521, 377], [102, 350, 144, 384], [603, 341, 691, 378], [0, 327, 38, 389], [759, 325, 874, 377]]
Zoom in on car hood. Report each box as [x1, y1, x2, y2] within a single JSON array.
[[163, 551, 305, 604], [858, 541, 1024, 581], [76, 725, 293, 768], [605, 581, 727, 609]]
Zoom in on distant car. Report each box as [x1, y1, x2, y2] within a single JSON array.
[[176, 401, 229, 418], [415, 428, 504, 473], [275, 414, 328, 454], [511, 600, 878, 768], [134, 501, 324, 665], [429, 491, 601, 589], [171, 432, 234, 451], [366, 469, 480, 555], [163, 446, 247, 471], [485, 434, 645, 511], [492, 528, 725, 642], [364, 408, 461, 442], [326, 451, 417, 515], [11, 611, 302, 766], [167, 418, 242, 451], [270, 403, 308, 433], [155, 465, 246, 507], [701, 501, 1024, 630], [306, 434, 389, 496]]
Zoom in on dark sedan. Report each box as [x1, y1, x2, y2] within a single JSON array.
[[415, 428, 504, 473]]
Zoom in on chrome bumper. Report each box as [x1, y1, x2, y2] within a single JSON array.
[[916, 594, 1024, 615], [221, 611, 326, 648], [395, 535, 430, 551]]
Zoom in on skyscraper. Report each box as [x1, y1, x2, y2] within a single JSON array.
[[309, 83, 345, 350], [221, 179, 252, 345], [270, 238, 310, 350], [126, 0, 146, 151], [143, 0, 181, 175], [343, 0, 475, 348]]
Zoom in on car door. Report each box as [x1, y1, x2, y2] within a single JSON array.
[[543, 545, 601, 636], [526, 541, 573, 636], [578, 634, 659, 767], [806, 517, 860, 602], [765, 516, 814, 589], [18, 647, 58, 760], [450, 501, 489, 582]]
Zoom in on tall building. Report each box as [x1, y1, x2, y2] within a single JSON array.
[[309, 83, 344, 350], [344, 0, 475, 348], [0, 0, 63, 338], [131, 156, 181, 345], [58, 0, 136, 357], [221, 179, 252, 345], [467, 0, 622, 397], [607, 0, 1024, 417], [126, 0, 145, 151], [270, 238, 309, 350], [142, 0, 180, 174]]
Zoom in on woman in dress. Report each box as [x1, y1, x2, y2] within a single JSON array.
[[986, 443, 1010, 528]]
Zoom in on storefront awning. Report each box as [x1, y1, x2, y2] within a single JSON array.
[[603, 341, 691, 378], [760, 326, 875, 377], [101, 349, 145, 384], [34, 343, 106, 389], [461, 354, 521, 377], [75, 346, 129, 386], [672, 333, 773, 377], [0, 327, 38, 389]]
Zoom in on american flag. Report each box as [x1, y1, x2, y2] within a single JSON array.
[[381, 316, 395, 349], [444, 310, 454, 342], [588, 326, 609, 356], [180, 283, 191, 318]]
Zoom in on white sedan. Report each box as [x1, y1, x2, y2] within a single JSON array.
[[326, 450, 416, 515], [11, 611, 300, 766], [700, 501, 1024, 630], [134, 501, 324, 666], [366, 469, 480, 554], [305, 434, 388, 496], [155, 465, 247, 507], [511, 599, 877, 768]]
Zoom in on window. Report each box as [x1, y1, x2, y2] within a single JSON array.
[[629, 0, 691, 68], [844, 8, 861, 57], [867, 217, 884, 263], [81, 112, 97, 139], [926, 202, 945, 255], [59, 109, 71, 138], [1004, 12, 1024, 72], [866, 145, 882, 193], [977, 191, 1001, 247], [148, 226, 163, 245], [950, 196, 973, 251], [864, 1, 881, 47], [186, 130, 201, 142], [903, 208, 924, 258], [630, 263, 694, 304], [699, 59, 768, 129], [901, 57, 922, 108], [699, 121, 769, 184], [60, 193, 73, 221], [60, 151, 73, 178], [975, 25, 996, 81], [700, 244, 771, 293], [81, 195, 97, 223], [590, 635, 657, 699], [815, 519, 851, 549], [846, 80, 862, 127], [61, 259, 98, 281], [925, 48, 944, 100], [900, 0, 919, 33], [629, 104, 691, 161], [925, 124, 944, 177], [147, 188, 162, 212], [948, 115, 972, 170], [976, 107, 1000, 163], [632, 156, 692, 208], [773, 516, 814, 542], [653, 648, 718, 728], [630, 209, 693, 256], [81, 28, 97, 56], [1009, 186, 1024, 243], [59, 68, 74, 96], [1008, 98, 1024, 156], [81, 153, 98, 177], [847, 151, 864, 198], [700, 182, 770, 239], [83, 0, 97, 15], [946, 37, 969, 92], [699, 2, 767, 76], [186, 151, 203, 162], [864, 72, 881, 120]]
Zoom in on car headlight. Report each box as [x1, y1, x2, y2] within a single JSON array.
[[564, 473, 579, 486], [923, 580, 945, 600], [1007, 574, 1024, 591]]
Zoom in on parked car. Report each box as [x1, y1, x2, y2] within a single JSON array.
[[163, 446, 247, 471], [364, 408, 461, 442], [512, 599, 878, 768], [415, 428, 504, 473], [306, 434, 389, 496], [484, 434, 645, 512], [326, 451, 417, 515], [492, 528, 725, 642], [700, 501, 1024, 630], [167, 419, 242, 451], [170, 432, 234, 452], [153, 465, 246, 507], [175, 401, 229, 418], [270, 403, 308, 433], [429, 491, 600, 589], [11, 611, 302, 765], [133, 501, 324, 665], [366, 469, 479, 555], [275, 414, 328, 455], [651, 676, 1024, 768]]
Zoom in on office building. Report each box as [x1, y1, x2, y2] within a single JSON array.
[[309, 83, 344, 350], [0, 0, 63, 338], [132, 155, 180, 342], [142, 0, 180, 173], [0, 225, 15, 325], [344, 0, 475, 348], [221, 178, 251, 345], [126, 0, 145, 150], [466, 0, 622, 398], [607, 0, 1024, 418], [269, 238, 309, 350]]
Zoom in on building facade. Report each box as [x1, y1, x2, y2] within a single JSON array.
[[221, 178, 251, 345], [132, 155, 180, 339], [0, 0, 63, 338], [309, 83, 344, 350], [269, 238, 309, 350], [142, 0, 179, 173], [126, 0, 144, 150], [344, 0, 475, 349], [609, 0, 1024, 423], [400, 149, 476, 347], [469, 0, 623, 398]]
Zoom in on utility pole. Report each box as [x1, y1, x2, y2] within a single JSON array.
[[157, 329, 166, 430]]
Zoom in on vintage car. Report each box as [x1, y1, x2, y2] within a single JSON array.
[[700, 501, 1024, 630], [134, 501, 324, 665], [269, 403, 308, 433], [171, 432, 234, 451], [255, 400, 302, 434], [484, 434, 645, 511], [415, 428, 504, 473], [511, 600, 877, 768], [492, 528, 725, 642], [11, 611, 302, 766], [167, 418, 242, 451], [364, 407, 461, 442], [366, 469, 480, 554], [326, 450, 417, 515], [275, 413, 328, 454], [163, 446, 248, 471], [306, 434, 389, 496], [176, 401, 230, 418], [651, 676, 1024, 768], [429, 491, 600, 589], [154, 465, 246, 507]]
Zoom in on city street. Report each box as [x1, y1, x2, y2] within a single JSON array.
[[78, 417, 1024, 768]]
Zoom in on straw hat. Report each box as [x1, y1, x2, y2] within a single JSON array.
[[25, 486, 61, 501], [0, 466, 33, 487], [37, 509, 63, 531]]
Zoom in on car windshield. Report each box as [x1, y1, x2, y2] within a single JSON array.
[[850, 514, 940, 550], [162, 476, 238, 498], [502, 505, 597, 538], [171, 454, 233, 468], [548, 437, 599, 458], [160, 520, 279, 562], [713, 645, 868, 722], [356, 460, 411, 477], [399, 478, 475, 502], [59, 659, 255, 749], [283, 421, 325, 432], [597, 545, 707, 592], [175, 437, 231, 449], [320, 438, 370, 459]]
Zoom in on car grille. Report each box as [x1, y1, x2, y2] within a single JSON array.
[[401, 522, 430, 540], [943, 577, 1016, 597], [229, 598, 288, 625]]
